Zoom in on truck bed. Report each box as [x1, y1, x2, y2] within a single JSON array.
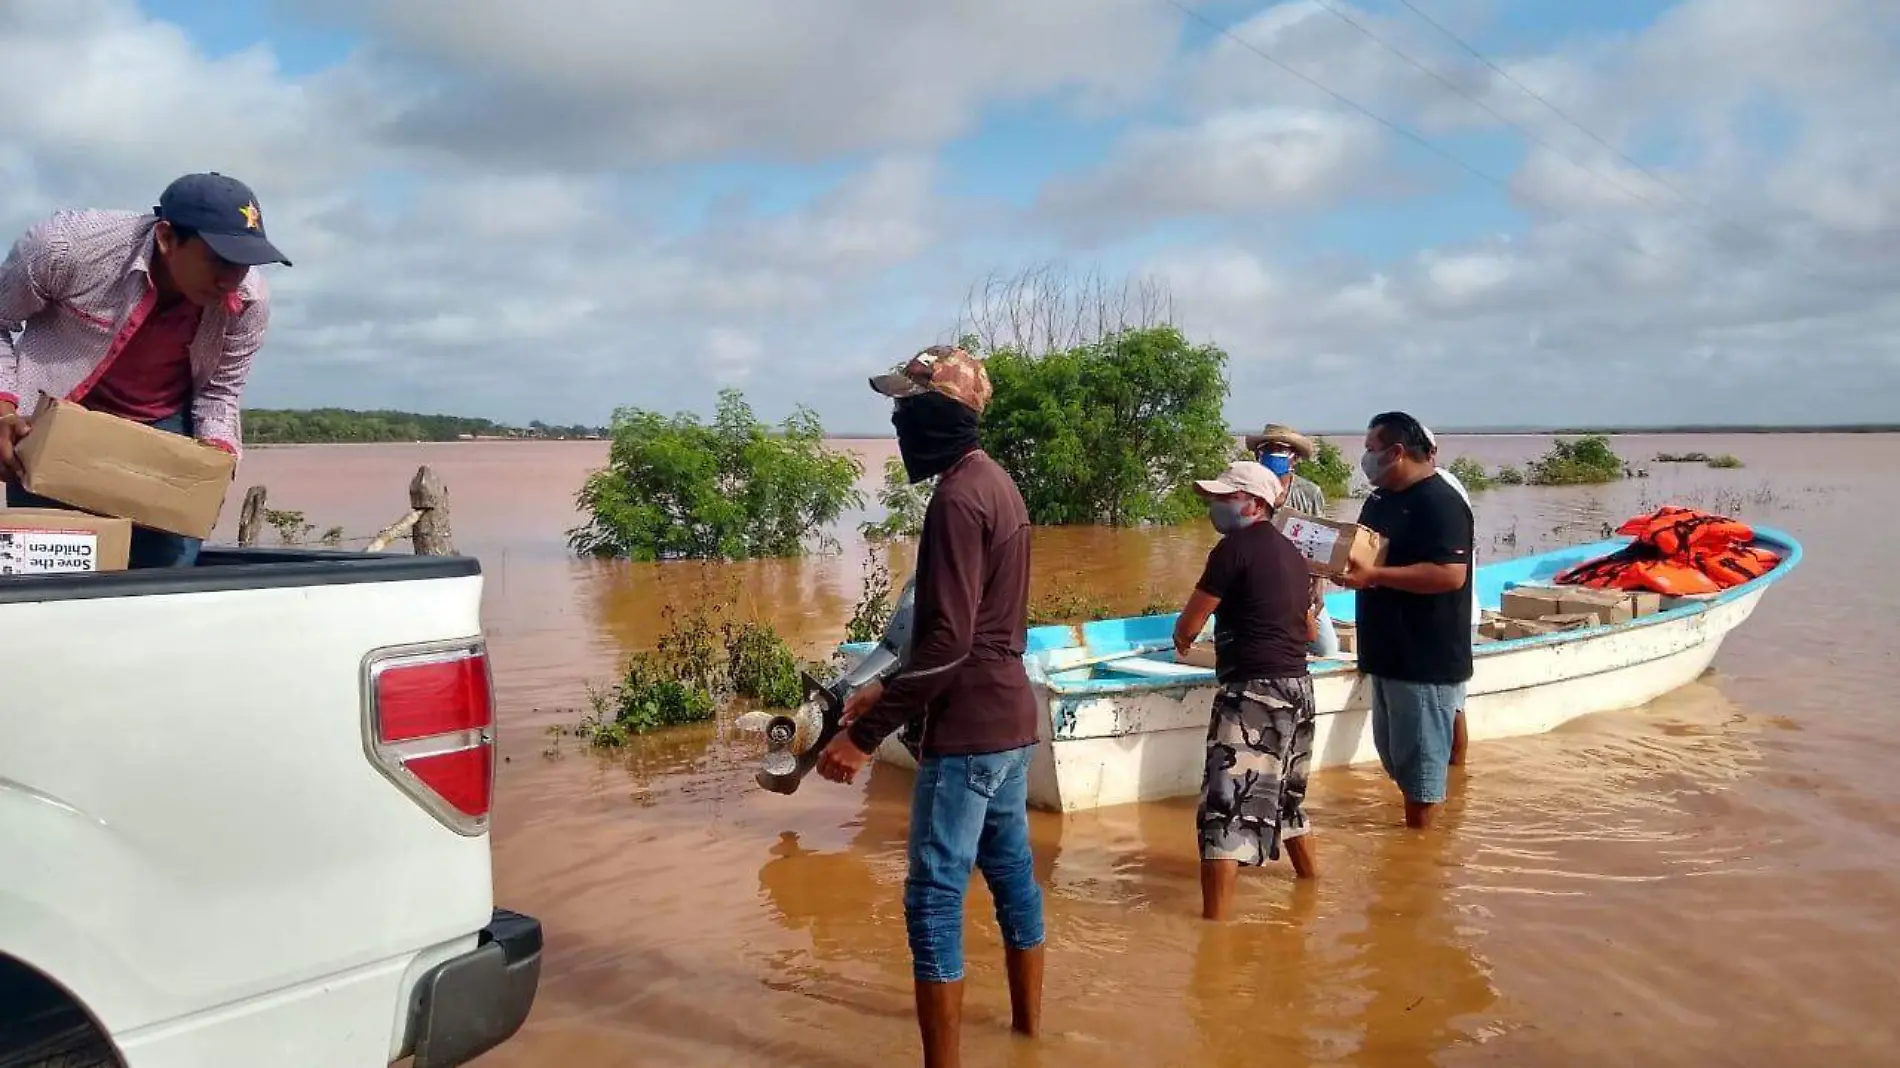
[[1, 546, 533, 1067], [0, 545, 481, 604]]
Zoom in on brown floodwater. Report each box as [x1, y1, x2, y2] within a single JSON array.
[[221, 434, 1900, 1067]]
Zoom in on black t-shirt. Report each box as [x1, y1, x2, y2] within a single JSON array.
[[1194, 521, 1312, 683], [1354, 472, 1475, 684]]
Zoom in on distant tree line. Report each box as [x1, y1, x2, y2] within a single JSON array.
[[244, 408, 605, 444]]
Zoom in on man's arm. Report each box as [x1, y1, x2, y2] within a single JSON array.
[[0, 217, 71, 409], [1342, 481, 1473, 594], [1174, 589, 1219, 657], [190, 283, 270, 456], [843, 497, 986, 753]]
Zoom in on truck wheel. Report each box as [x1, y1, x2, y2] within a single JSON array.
[[0, 1017, 120, 1068]]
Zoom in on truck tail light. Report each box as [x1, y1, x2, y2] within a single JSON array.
[[364, 640, 495, 835]]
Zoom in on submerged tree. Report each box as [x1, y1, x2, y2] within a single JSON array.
[[957, 266, 1232, 526], [568, 388, 864, 561]]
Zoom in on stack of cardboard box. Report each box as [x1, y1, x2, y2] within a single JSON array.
[[1478, 583, 1663, 640], [0, 394, 235, 576]]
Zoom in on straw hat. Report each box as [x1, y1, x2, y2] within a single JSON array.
[[1243, 423, 1317, 461]]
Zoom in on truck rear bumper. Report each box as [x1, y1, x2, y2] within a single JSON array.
[[405, 908, 542, 1068]]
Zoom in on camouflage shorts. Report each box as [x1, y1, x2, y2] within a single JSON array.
[[1197, 675, 1317, 866]]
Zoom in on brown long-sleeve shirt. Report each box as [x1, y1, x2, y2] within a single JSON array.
[[846, 449, 1038, 758]]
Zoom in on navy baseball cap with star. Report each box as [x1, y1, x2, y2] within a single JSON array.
[[156, 172, 292, 267]]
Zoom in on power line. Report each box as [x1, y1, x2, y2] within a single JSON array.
[[1162, 0, 1677, 265], [1389, 0, 1721, 216], [1308, 0, 1689, 219], [1379, 0, 1879, 291]]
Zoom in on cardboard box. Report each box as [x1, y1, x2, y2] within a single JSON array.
[[1334, 620, 1357, 653], [1502, 618, 1558, 640], [1500, 584, 1565, 620], [0, 509, 132, 575], [1273, 513, 1386, 578], [1478, 617, 1511, 641], [1538, 611, 1602, 631], [1628, 591, 1663, 617], [1557, 588, 1634, 625], [16, 394, 235, 539]]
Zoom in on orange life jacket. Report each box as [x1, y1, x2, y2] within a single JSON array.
[[1691, 544, 1781, 589], [1560, 505, 1775, 597], [1615, 506, 1755, 557], [1556, 549, 1723, 596]]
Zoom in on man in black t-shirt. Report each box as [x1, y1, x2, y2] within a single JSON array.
[[1173, 460, 1318, 921], [1338, 411, 1474, 830]]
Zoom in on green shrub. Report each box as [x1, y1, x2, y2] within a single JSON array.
[[1494, 464, 1526, 486], [1707, 453, 1744, 469], [1527, 435, 1625, 486], [725, 620, 808, 708], [568, 388, 864, 560], [574, 585, 814, 747], [860, 457, 933, 540], [1302, 438, 1354, 501], [1445, 456, 1494, 491], [978, 325, 1234, 526], [1028, 588, 1112, 626], [845, 546, 897, 645], [580, 657, 720, 745]]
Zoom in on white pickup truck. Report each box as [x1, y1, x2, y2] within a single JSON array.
[[0, 545, 541, 1067]]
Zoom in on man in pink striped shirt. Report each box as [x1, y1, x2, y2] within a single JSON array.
[[0, 173, 290, 567]]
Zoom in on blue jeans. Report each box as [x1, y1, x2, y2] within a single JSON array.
[[1369, 677, 1466, 805], [6, 409, 203, 568], [904, 745, 1045, 983]]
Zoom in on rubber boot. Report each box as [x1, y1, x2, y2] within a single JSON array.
[[915, 978, 964, 1068], [1005, 943, 1044, 1037]]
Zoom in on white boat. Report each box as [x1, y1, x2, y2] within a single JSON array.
[[862, 526, 1803, 813]]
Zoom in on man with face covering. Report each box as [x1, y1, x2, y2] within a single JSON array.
[[1337, 411, 1474, 830], [1172, 461, 1319, 921], [815, 345, 1042, 1068], [1246, 422, 1338, 656]]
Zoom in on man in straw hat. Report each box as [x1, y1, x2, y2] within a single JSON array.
[[1245, 422, 1339, 657], [1244, 422, 1327, 515], [1173, 460, 1320, 921]]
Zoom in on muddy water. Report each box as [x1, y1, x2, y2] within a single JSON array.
[[225, 434, 1900, 1066]]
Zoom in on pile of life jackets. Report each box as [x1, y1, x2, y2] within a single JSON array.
[[1555, 506, 1781, 597]]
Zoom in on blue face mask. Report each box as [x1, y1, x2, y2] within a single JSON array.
[[1259, 452, 1293, 477]]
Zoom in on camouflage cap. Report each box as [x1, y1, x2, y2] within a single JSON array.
[[869, 345, 992, 415]]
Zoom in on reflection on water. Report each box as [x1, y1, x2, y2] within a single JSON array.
[[223, 434, 1900, 1066]]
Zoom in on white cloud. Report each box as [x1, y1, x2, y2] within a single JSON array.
[[1038, 108, 1382, 234], [0, 0, 1896, 435], [310, 0, 1180, 168]]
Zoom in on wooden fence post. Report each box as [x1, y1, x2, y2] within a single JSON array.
[[237, 486, 267, 548], [409, 466, 455, 556]]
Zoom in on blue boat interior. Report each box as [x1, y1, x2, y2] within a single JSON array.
[[837, 526, 1802, 697]]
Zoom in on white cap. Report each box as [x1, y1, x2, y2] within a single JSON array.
[[1193, 460, 1286, 506], [1421, 424, 1438, 450]]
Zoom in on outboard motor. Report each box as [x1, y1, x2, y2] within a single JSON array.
[[749, 577, 918, 794]]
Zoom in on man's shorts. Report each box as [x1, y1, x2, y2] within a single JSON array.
[[1369, 677, 1465, 804], [1198, 675, 1317, 866]]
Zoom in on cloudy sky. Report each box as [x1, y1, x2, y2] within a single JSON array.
[[3, 0, 1896, 433]]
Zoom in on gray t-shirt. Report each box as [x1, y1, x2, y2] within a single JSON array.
[[1283, 474, 1327, 517]]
